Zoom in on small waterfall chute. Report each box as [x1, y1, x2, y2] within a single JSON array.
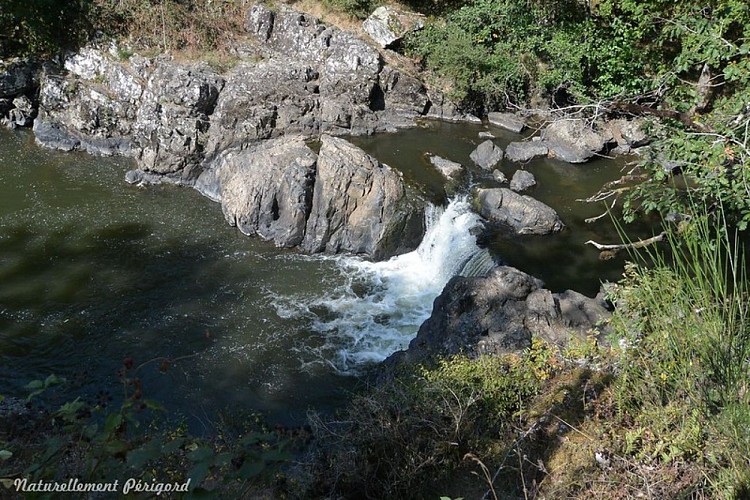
[[273, 196, 495, 373]]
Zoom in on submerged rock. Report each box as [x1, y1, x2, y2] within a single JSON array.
[[510, 169, 536, 192], [386, 265, 610, 365], [302, 135, 423, 259], [476, 187, 563, 235], [470, 140, 504, 170]]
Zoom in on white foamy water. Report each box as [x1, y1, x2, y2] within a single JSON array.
[[272, 197, 495, 373]]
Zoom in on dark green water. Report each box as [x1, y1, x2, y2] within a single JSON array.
[[352, 119, 637, 295], [0, 128, 357, 427], [0, 121, 638, 428]]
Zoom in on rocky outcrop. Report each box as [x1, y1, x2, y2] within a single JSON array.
[[505, 140, 549, 163], [302, 135, 424, 259], [34, 47, 148, 156], [487, 111, 525, 133], [386, 265, 609, 366], [133, 63, 224, 181], [32, 3, 468, 182], [214, 137, 317, 247], [470, 140, 504, 170], [510, 169, 536, 192], [476, 187, 563, 235], [196, 58, 311, 159], [363, 6, 424, 49], [541, 119, 610, 163]]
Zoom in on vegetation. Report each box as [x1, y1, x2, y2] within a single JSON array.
[[0, 358, 294, 498], [298, 342, 556, 499], [0, 0, 247, 58]]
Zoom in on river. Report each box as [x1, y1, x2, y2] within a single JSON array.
[[0, 122, 629, 428]]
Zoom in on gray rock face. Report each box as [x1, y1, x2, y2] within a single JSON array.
[[3, 95, 35, 127], [427, 154, 462, 178], [470, 140, 504, 170], [216, 137, 317, 247], [362, 6, 424, 49], [541, 119, 610, 163], [505, 140, 548, 163], [34, 3, 462, 180], [487, 111, 525, 133], [134, 63, 224, 179], [510, 169, 536, 192], [476, 188, 563, 235], [0, 58, 34, 97], [302, 135, 423, 259], [388, 266, 610, 365], [203, 59, 319, 157]]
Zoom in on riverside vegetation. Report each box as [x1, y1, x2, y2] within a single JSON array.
[[2, 0, 750, 498]]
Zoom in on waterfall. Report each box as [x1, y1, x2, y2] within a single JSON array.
[[273, 196, 495, 373]]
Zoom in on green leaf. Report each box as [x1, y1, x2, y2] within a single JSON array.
[[0, 450, 12, 461], [127, 446, 161, 469], [104, 412, 123, 435], [142, 399, 166, 412]]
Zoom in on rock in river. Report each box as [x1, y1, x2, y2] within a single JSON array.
[[475, 187, 563, 235], [302, 135, 424, 259]]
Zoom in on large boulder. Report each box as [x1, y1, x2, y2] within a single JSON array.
[[302, 135, 423, 259], [387, 266, 610, 366], [362, 6, 424, 49], [215, 137, 317, 247], [470, 140, 504, 170], [541, 119, 610, 163], [475, 188, 563, 235]]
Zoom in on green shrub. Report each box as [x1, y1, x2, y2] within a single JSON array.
[[305, 346, 553, 499]]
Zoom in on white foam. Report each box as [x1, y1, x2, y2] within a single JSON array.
[[273, 197, 494, 373]]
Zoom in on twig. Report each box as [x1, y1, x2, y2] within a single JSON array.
[[585, 232, 666, 252], [585, 199, 617, 223], [465, 453, 499, 500]]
